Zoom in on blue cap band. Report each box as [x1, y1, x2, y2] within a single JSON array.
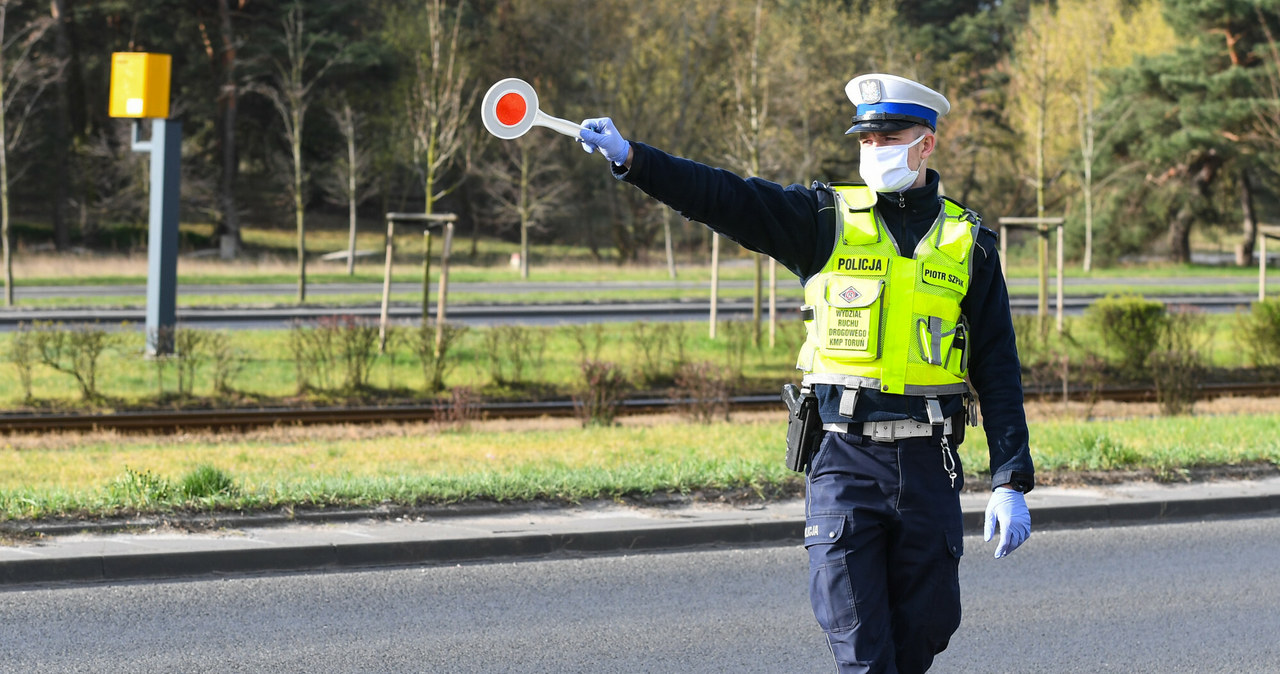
[[854, 101, 937, 129]]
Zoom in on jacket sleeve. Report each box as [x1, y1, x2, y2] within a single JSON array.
[[613, 142, 834, 280], [962, 228, 1036, 493]]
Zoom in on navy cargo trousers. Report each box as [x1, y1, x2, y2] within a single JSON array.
[[804, 429, 965, 674]]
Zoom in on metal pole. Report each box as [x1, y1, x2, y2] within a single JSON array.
[[768, 257, 777, 349], [1056, 223, 1064, 332], [1038, 224, 1049, 334], [710, 235, 720, 339], [999, 224, 1008, 279], [378, 216, 394, 353], [422, 229, 432, 328], [136, 119, 180, 356], [753, 253, 762, 347], [1262, 232, 1268, 302], [434, 221, 454, 357]]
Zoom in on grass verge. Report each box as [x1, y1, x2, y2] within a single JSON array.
[[1, 405, 1277, 523]]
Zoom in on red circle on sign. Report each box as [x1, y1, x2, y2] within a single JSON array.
[[495, 93, 527, 126]]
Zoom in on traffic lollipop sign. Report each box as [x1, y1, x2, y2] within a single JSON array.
[[481, 78, 582, 140]]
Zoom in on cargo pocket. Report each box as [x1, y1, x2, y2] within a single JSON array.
[[804, 514, 856, 632], [929, 527, 965, 648], [820, 277, 883, 360]]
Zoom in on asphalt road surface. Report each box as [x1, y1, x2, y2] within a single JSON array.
[[1, 515, 1278, 673]]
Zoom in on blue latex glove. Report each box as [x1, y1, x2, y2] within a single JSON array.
[[578, 117, 631, 166], [984, 486, 1031, 558]]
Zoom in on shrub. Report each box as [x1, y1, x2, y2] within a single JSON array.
[[630, 322, 687, 388], [1011, 314, 1050, 371], [483, 325, 545, 387], [9, 323, 37, 402], [209, 331, 243, 396], [414, 321, 469, 393], [433, 386, 480, 429], [1238, 299, 1280, 367], [30, 321, 117, 401], [1150, 306, 1211, 416], [285, 316, 381, 394], [334, 316, 380, 392], [719, 320, 751, 392], [380, 325, 404, 391], [1084, 294, 1167, 380], [574, 360, 630, 427], [567, 323, 607, 367], [174, 328, 214, 398], [672, 360, 731, 423], [288, 319, 336, 393], [631, 322, 668, 387]]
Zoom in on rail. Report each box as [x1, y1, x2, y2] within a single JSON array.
[[1, 382, 1277, 434]]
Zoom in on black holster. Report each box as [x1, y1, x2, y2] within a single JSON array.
[[781, 383, 822, 472]]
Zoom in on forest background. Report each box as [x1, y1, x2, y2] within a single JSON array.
[[2, 0, 1280, 288]]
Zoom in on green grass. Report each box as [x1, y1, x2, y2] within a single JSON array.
[[0, 411, 1276, 522]]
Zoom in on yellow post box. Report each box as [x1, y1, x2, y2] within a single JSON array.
[[108, 52, 171, 119]]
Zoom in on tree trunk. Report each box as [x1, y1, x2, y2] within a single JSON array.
[[294, 111, 306, 303], [217, 0, 241, 258], [1, 6, 11, 307], [519, 144, 529, 279], [50, 0, 73, 250], [709, 234, 720, 339], [1167, 203, 1194, 264], [345, 106, 357, 275], [752, 252, 762, 347], [1236, 169, 1258, 267], [520, 214, 529, 279], [1168, 154, 1221, 264], [664, 208, 676, 279]]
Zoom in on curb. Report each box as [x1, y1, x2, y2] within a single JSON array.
[[3, 493, 1279, 586], [0, 520, 803, 586]]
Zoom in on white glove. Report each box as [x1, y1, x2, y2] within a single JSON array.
[[578, 117, 631, 166], [984, 486, 1031, 558]]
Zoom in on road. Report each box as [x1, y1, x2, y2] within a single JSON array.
[[1, 515, 1277, 673], [0, 281, 1261, 330]]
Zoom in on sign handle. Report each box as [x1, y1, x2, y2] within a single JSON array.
[[533, 110, 583, 138]]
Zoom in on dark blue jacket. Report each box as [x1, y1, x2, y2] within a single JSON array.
[[613, 142, 1034, 493]]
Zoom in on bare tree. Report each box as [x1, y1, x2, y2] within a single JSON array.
[[719, 0, 800, 345], [248, 1, 345, 303], [479, 136, 573, 279], [195, 0, 246, 258], [48, 0, 71, 251], [404, 0, 474, 219], [214, 0, 242, 258], [318, 97, 376, 276], [1, 0, 57, 306]]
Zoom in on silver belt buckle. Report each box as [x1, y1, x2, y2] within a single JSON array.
[[871, 421, 896, 442]]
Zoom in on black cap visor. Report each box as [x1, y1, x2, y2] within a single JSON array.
[[845, 112, 933, 135]]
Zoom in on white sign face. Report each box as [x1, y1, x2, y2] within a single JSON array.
[[480, 78, 539, 140], [480, 78, 585, 141]]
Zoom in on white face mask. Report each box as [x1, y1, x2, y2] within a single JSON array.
[[858, 133, 926, 193]]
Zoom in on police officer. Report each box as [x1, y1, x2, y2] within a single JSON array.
[[579, 73, 1033, 673]]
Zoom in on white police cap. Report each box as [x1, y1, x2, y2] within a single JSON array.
[[844, 74, 951, 134]]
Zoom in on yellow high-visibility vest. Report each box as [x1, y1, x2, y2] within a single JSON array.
[[797, 183, 979, 396]]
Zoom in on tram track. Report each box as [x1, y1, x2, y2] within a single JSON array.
[[1, 381, 1277, 434]]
